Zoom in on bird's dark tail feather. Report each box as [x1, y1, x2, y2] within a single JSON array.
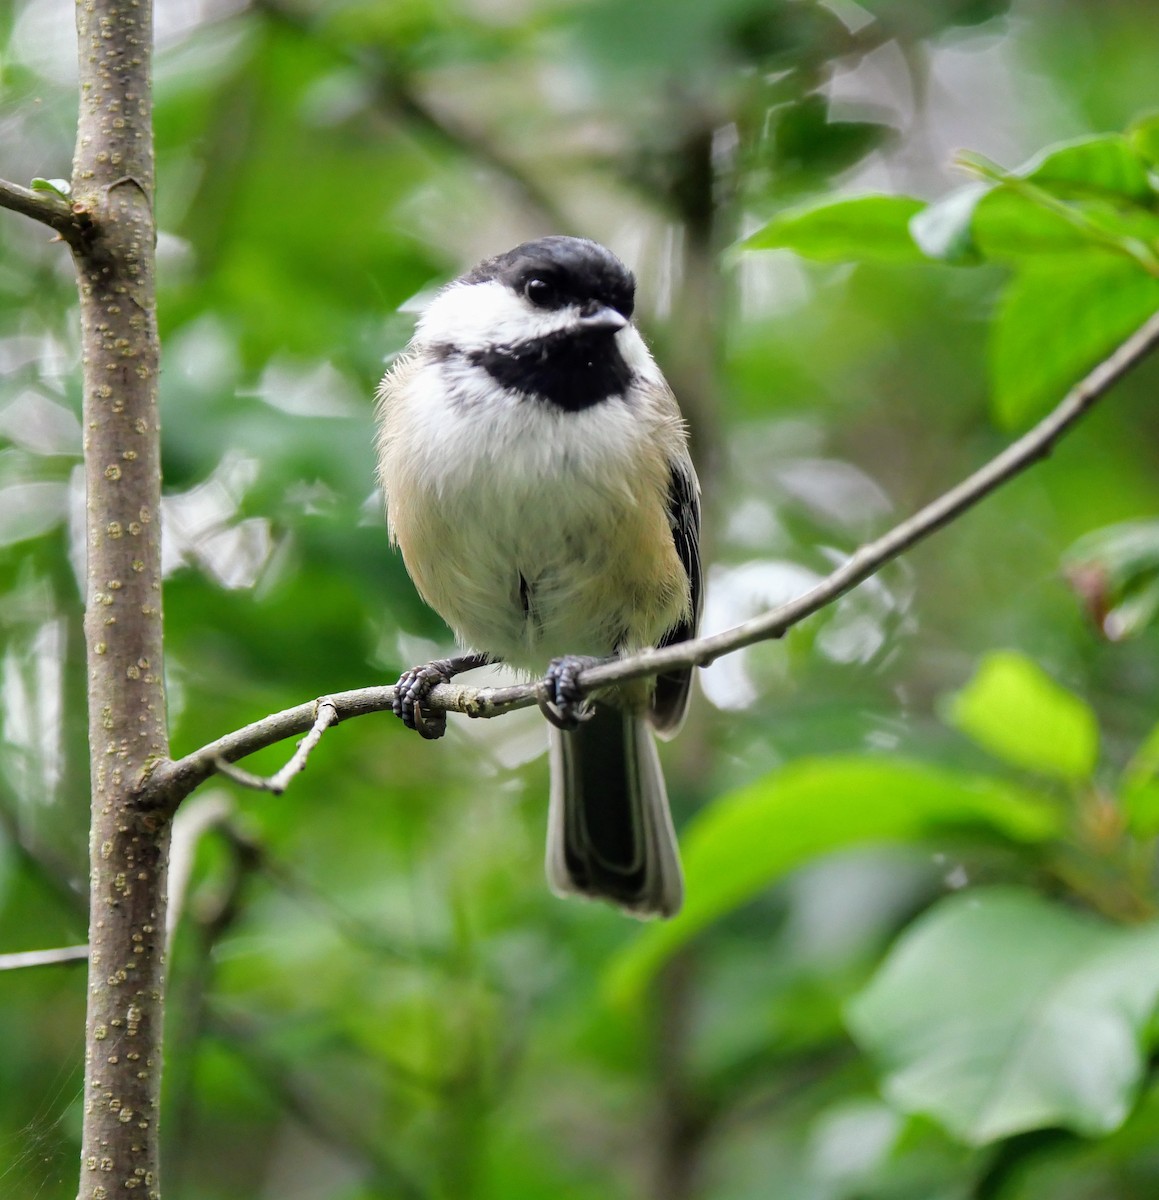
[[546, 705, 683, 918]]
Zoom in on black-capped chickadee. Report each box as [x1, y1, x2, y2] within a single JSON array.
[[375, 236, 701, 918]]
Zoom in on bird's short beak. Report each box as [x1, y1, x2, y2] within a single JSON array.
[[574, 304, 628, 333]]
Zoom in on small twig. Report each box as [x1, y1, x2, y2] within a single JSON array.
[[0, 944, 89, 971], [148, 307, 1159, 815], [211, 696, 339, 794], [0, 177, 89, 244], [211, 758, 281, 791]]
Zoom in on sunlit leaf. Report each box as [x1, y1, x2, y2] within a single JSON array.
[[30, 177, 71, 198], [1124, 721, 1159, 794], [744, 195, 926, 261], [604, 757, 1058, 1004], [955, 140, 1159, 268], [847, 887, 1159, 1143], [1125, 780, 1159, 838], [1123, 721, 1159, 835], [1018, 134, 1155, 204], [946, 651, 1098, 781], [971, 187, 1139, 260], [1128, 111, 1159, 170], [915, 184, 1159, 266], [988, 256, 1159, 428]]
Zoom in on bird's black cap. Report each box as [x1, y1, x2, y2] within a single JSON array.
[[463, 236, 636, 319]]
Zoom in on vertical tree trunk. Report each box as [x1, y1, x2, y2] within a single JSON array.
[[70, 1, 170, 1197]]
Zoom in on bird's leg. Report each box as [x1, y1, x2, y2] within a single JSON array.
[[539, 655, 608, 731], [393, 652, 490, 740]]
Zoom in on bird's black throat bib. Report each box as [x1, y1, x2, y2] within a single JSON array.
[[467, 328, 634, 412]]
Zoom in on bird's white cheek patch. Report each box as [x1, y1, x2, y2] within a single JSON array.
[[616, 326, 665, 388], [416, 281, 584, 352]]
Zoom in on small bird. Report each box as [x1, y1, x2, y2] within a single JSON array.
[[375, 236, 701, 918]]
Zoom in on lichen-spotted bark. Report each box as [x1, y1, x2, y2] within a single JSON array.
[[71, 1, 171, 1197]]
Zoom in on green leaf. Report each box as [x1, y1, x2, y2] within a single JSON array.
[[603, 757, 1058, 1005], [971, 187, 1124, 260], [956, 139, 1159, 268], [770, 96, 897, 184], [946, 651, 1098, 781], [743, 195, 927, 262], [30, 177, 71, 199], [1067, 519, 1159, 581], [847, 887, 1159, 1143], [1125, 780, 1159, 838], [1064, 519, 1159, 640], [917, 183, 1159, 266], [909, 182, 990, 264], [1123, 721, 1159, 835], [1128, 111, 1159, 171], [1104, 577, 1159, 640], [988, 255, 1159, 428], [1124, 721, 1159, 793], [1019, 134, 1155, 204]]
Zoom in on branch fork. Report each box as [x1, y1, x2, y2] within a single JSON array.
[[212, 697, 340, 794]]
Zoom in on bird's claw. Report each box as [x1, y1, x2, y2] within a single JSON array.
[[393, 661, 453, 740], [538, 655, 602, 731]]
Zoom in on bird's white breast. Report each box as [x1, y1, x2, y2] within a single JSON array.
[[377, 334, 687, 673]]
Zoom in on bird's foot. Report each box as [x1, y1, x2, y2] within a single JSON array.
[[538, 655, 606, 731], [393, 653, 488, 740]]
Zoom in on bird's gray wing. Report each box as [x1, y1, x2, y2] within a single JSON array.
[[650, 454, 701, 736]]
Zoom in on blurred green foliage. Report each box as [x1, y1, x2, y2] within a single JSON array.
[[2, 0, 1159, 1197]]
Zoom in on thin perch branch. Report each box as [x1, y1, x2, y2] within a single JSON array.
[[150, 679, 532, 811], [567, 303, 1159, 689], [0, 944, 89, 971], [149, 306, 1159, 814]]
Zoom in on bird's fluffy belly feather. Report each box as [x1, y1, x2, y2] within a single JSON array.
[[382, 375, 688, 673]]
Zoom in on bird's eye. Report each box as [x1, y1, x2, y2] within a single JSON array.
[[523, 277, 558, 308]]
